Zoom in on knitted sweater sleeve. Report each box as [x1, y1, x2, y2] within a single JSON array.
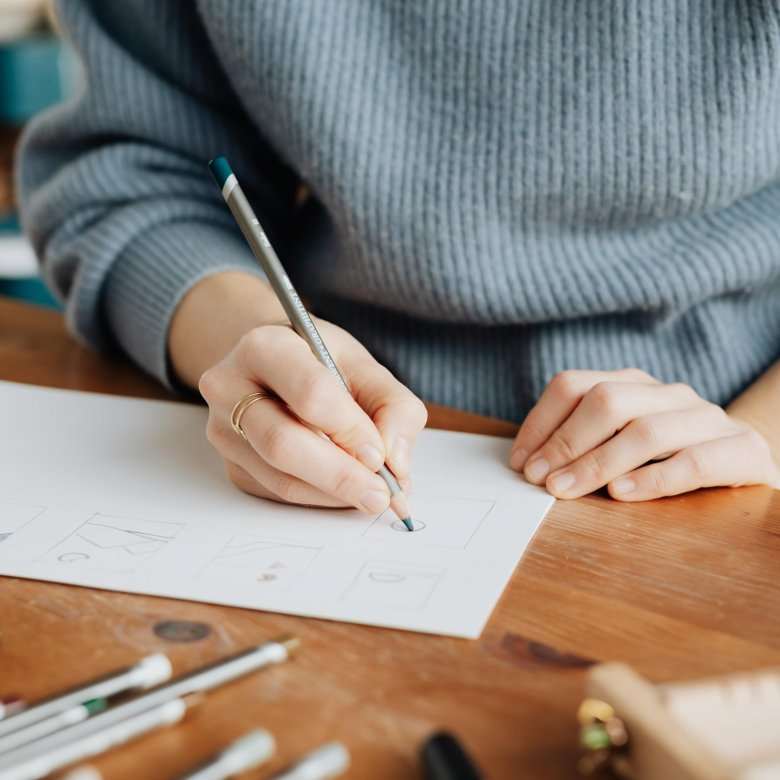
[[16, 0, 297, 388]]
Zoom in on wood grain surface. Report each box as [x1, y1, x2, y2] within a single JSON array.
[[1, 296, 779, 779]]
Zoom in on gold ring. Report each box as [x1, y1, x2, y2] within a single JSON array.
[[230, 391, 277, 441]]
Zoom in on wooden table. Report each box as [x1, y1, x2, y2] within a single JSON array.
[[1, 296, 779, 779]]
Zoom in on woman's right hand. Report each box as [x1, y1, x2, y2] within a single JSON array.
[[169, 272, 427, 514]]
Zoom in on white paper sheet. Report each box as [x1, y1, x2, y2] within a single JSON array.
[[0, 381, 553, 638]]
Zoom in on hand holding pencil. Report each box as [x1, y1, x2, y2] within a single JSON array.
[[168, 159, 425, 522], [197, 312, 425, 517]]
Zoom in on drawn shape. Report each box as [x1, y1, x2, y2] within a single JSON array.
[[0, 502, 45, 542], [39, 514, 184, 572], [391, 519, 426, 533], [198, 535, 321, 592], [342, 559, 444, 610], [364, 494, 495, 549], [58, 552, 90, 563]]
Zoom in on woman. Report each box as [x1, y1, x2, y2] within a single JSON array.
[[18, 1, 780, 515]]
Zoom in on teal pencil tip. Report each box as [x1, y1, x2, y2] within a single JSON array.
[[208, 156, 233, 189], [402, 517, 414, 532]]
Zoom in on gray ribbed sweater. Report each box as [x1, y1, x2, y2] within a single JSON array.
[[17, 1, 780, 421]]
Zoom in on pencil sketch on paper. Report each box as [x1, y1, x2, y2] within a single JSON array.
[[198, 534, 321, 592], [38, 513, 184, 572], [0, 501, 45, 542], [363, 493, 496, 549], [341, 559, 444, 610], [391, 519, 427, 532]]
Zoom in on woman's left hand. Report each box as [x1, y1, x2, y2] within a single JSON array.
[[509, 369, 780, 501]]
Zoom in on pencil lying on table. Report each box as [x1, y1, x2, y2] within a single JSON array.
[[2, 696, 196, 780], [0, 654, 170, 739], [0, 636, 299, 778], [174, 730, 276, 780], [266, 742, 350, 780]]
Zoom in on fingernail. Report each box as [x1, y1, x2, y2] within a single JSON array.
[[399, 477, 413, 494], [510, 447, 528, 470], [356, 443, 384, 472], [391, 438, 410, 474], [612, 478, 635, 495], [362, 489, 390, 514], [549, 471, 575, 494], [525, 457, 550, 482]]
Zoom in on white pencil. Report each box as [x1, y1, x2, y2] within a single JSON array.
[[266, 742, 350, 780], [0, 636, 298, 772], [0, 698, 107, 754], [0, 654, 170, 739], [175, 729, 276, 780], [60, 766, 103, 780], [2, 697, 192, 780]]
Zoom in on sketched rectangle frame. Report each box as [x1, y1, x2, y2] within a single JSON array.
[[361, 494, 497, 550], [340, 557, 445, 611], [36, 512, 184, 570], [195, 533, 323, 593]]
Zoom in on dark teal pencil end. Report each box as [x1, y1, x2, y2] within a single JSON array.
[[401, 516, 414, 532], [208, 156, 233, 189]]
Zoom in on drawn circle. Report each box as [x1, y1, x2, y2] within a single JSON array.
[[391, 520, 425, 533], [256, 573, 278, 582], [153, 621, 211, 643], [369, 572, 406, 583], [58, 552, 89, 563]]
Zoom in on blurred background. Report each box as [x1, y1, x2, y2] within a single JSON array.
[[0, 0, 74, 309]]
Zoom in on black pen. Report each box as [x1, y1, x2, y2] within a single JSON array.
[[422, 732, 483, 780]]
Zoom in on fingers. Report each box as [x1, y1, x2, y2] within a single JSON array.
[[510, 368, 658, 470], [542, 404, 734, 499], [607, 428, 778, 501], [225, 461, 349, 507], [238, 328, 388, 471], [521, 381, 703, 486], [200, 320, 424, 512], [230, 396, 392, 513], [509, 368, 780, 502]]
